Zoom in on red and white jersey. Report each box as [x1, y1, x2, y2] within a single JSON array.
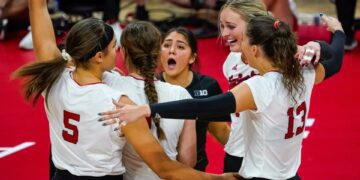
[[223, 52, 258, 158], [45, 68, 126, 176], [239, 66, 316, 179], [103, 72, 192, 180]]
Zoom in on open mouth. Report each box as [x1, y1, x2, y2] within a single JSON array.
[[167, 58, 176, 70], [228, 39, 237, 46]]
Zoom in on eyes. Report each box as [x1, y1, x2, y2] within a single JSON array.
[[219, 22, 236, 31], [162, 42, 186, 50]]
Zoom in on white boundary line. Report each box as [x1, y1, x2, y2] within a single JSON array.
[[0, 142, 35, 158]]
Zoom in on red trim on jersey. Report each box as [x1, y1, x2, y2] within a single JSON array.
[[129, 75, 159, 81], [76, 82, 104, 86]]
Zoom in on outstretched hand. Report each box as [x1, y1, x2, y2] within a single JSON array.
[[321, 14, 344, 33], [99, 100, 150, 126]]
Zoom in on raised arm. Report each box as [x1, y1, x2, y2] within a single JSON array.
[[314, 15, 345, 84], [29, 0, 60, 61], [177, 120, 197, 167]]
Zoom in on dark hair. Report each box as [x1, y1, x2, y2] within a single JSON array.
[[120, 21, 166, 140], [162, 26, 199, 70], [246, 16, 304, 103], [13, 18, 114, 107]]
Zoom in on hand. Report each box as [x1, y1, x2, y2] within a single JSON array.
[[320, 14, 344, 33], [296, 41, 321, 66], [220, 173, 242, 180], [99, 100, 150, 125]]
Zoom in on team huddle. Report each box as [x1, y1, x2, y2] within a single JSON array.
[[13, 0, 345, 179]]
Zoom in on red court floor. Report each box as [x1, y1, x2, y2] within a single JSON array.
[[1, 26, 360, 179]]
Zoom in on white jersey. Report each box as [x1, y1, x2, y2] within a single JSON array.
[[103, 72, 192, 180], [223, 52, 258, 157], [45, 68, 126, 176], [239, 67, 316, 179]]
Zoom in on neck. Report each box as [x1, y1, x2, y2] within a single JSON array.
[[163, 70, 193, 88], [257, 58, 279, 75], [73, 67, 102, 85], [128, 68, 145, 79], [129, 72, 145, 79]]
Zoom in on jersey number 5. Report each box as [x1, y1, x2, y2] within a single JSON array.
[[285, 101, 307, 139], [62, 110, 80, 144]]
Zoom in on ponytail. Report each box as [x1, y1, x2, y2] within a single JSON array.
[[13, 57, 68, 107], [120, 21, 165, 140], [247, 16, 304, 103], [142, 55, 166, 140]]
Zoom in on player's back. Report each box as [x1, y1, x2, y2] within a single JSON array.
[[239, 66, 316, 179], [103, 72, 192, 180], [46, 68, 126, 176]]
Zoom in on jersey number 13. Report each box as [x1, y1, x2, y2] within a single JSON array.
[[285, 101, 307, 139]]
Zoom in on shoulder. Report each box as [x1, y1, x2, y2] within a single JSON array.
[[103, 70, 126, 87], [302, 65, 316, 85], [223, 52, 241, 70], [243, 74, 278, 95], [156, 81, 186, 93], [156, 81, 192, 100], [193, 72, 219, 86]]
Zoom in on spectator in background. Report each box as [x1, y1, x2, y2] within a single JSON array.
[[133, 0, 226, 21], [0, 0, 28, 40], [18, 0, 123, 50], [262, 0, 297, 31], [332, 0, 358, 51], [133, 0, 297, 31]]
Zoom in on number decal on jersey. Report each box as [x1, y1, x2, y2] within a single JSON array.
[[284, 101, 307, 139], [62, 111, 80, 144]]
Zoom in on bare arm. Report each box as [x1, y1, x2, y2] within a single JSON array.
[[177, 120, 197, 167], [118, 96, 238, 180], [29, 0, 60, 61], [208, 122, 230, 145], [230, 82, 256, 113]]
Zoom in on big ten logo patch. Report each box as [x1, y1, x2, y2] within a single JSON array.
[[193, 90, 208, 97]]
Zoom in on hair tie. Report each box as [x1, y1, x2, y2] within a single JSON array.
[[273, 20, 280, 29], [61, 49, 72, 61]]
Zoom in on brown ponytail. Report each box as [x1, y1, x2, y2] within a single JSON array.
[[13, 57, 67, 107], [246, 16, 304, 103], [121, 21, 166, 140], [13, 18, 114, 107]]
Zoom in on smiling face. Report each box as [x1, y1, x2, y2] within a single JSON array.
[[219, 7, 247, 52], [160, 31, 196, 78]]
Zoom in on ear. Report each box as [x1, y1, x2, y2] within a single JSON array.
[[94, 52, 104, 63], [252, 45, 261, 58], [189, 53, 197, 65]]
